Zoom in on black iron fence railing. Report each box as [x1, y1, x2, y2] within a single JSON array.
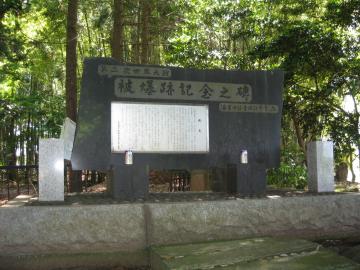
[[0, 165, 38, 201], [0, 164, 107, 202], [149, 169, 191, 192]]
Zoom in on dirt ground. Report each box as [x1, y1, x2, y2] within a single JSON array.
[[2, 180, 360, 206], [0, 181, 37, 206]]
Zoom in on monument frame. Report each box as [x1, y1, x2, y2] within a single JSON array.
[[71, 58, 284, 200]]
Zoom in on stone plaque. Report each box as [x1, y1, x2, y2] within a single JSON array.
[[98, 64, 172, 78], [111, 102, 209, 153], [219, 103, 279, 113], [114, 78, 252, 103]]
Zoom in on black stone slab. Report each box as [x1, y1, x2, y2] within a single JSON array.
[[71, 57, 284, 199]]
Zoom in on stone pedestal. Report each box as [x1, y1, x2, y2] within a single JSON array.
[[39, 139, 64, 201], [236, 164, 267, 196], [307, 141, 334, 193], [112, 162, 148, 201]]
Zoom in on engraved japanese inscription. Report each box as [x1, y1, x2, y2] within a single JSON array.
[[98, 64, 171, 78], [114, 78, 252, 103], [219, 103, 279, 113], [111, 102, 209, 153]]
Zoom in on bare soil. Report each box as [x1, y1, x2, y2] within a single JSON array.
[[3, 180, 360, 207], [0, 182, 37, 206]]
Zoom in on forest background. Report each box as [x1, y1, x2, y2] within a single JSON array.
[[0, 0, 359, 189]]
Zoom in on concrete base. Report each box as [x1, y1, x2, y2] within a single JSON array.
[[1, 194, 360, 268]]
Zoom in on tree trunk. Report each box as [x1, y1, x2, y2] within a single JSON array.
[[356, 142, 360, 183], [292, 114, 307, 164], [0, 121, 4, 164], [100, 31, 108, 57], [352, 96, 360, 183], [140, 0, 151, 64], [65, 0, 78, 122], [335, 162, 348, 182], [348, 155, 356, 182], [7, 118, 17, 187], [111, 0, 124, 62], [82, 5, 92, 54], [65, 0, 81, 192], [131, 0, 141, 64], [25, 112, 31, 193]]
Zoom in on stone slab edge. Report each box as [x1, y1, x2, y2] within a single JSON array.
[[0, 250, 148, 270], [0, 204, 146, 255], [1, 194, 360, 262], [146, 193, 360, 246]]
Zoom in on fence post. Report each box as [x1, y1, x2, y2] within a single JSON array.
[[7, 173, 10, 201]]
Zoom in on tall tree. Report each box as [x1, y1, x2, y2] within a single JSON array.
[[65, 0, 78, 122], [140, 0, 151, 64], [65, 0, 81, 192], [111, 0, 124, 61]]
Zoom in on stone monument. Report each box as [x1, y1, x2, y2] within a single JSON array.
[[72, 58, 284, 200], [307, 140, 334, 192]]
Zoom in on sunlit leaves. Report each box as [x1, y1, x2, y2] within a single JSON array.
[[326, 0, 360, 28]]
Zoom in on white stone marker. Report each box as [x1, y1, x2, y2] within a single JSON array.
[[60, 117, 76, 160], [39, 138, 64, 201], [307, 141, 334, 192]]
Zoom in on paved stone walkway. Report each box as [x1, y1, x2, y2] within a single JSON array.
[[150, 237, 360, 269]]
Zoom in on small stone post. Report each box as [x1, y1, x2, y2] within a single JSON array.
[[39, 139, 65, 201], [307, 141, 334, 193]]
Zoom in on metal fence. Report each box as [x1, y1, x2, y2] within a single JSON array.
[[168, 170, 191, 192], [0, 165, 107, 202], [149, 169, 191, 192], [0, 165, 38, 201]]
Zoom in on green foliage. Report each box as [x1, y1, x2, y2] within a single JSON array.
[[267, 163, 307, 190], [326, 0, 360, 27], [0, 0, 65, 167], [267, 149, 308, 190], [267, 115, 308, 189]]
